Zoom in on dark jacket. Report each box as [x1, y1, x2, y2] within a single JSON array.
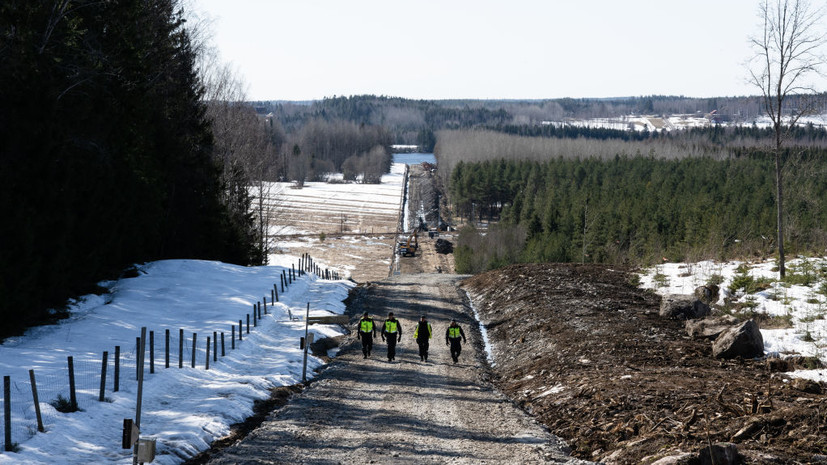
[[414, 321, 432, 342]]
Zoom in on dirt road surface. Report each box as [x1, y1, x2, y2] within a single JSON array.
[[204, 274, 587, 464]]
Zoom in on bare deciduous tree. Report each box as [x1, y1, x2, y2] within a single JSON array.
[[748, 0, 827, 278]]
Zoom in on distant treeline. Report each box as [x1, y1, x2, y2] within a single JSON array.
[[434, 126, 827, 190], [438, 128, 827, 273], [0, 1, 259, 339], [256, 94, 827, 151], [282, 119, 393, 185]]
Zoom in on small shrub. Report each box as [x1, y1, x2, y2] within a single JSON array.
[[741, 296, 759, 310], [728, 269, 773, 295], [707, 274, 724, 286], [801, 356, 822, 370], [628, 274, 642, 287], [653, 272, 669, 289], [319, 232, 326, 242], [801, 331, 815, 342], [51, 395, 79, 413], [799, 313, 825, 323], [783, 269, 818, 287]]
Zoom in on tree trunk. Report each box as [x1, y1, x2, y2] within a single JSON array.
[[775, 149, 785, 278]]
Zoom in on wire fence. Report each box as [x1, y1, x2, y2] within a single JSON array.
[[2, 255, 342, 452]]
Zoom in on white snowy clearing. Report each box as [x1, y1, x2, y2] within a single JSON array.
[[639, 257, 827, 383], [265, 163, 407, 236], [0, 256, 354, 465]]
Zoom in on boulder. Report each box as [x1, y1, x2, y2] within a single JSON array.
[[685, 315, 740, 339], [712, 320, 764, 359], [698, 443, 742, 465], [660, 294, 711, 320], [695, 284, 720, 304]]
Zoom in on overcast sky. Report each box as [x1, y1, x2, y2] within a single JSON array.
[[194, 0, 763, 101]]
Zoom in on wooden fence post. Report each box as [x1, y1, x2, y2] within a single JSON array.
[[253, 305, 257, 327], [135, 337, 140, 380], [4, 376, 10, 451], [149, 330, 155, 374], [67, 356, 78, 411], [114, 345, 120, 392], [29, 370, 44, 433], [99, 351, 108, 402], [274, 283, 279, 302], [206, 337, 211, 370], [238, 320, 243, 341], [221, 332, 226, 356], [179, 329, 184, 369], [165, 329, 170, 369], [263, 297, 267, 315], [213, 331, 217, 361], [232, 325, 236, 349], [246, 314, 250, 334], [191, 333, 197, 368]]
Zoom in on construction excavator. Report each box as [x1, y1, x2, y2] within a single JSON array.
[[397, 229, 419, 257]]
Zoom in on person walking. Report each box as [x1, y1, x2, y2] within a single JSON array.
[[413, 315, 432, 362], [445, 319, 467, 363], [357, 312, 376, 358], [381, 312, 402, 362]]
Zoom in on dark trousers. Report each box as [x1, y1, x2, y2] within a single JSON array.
[[385, 334, 398, 360], [417, 340, 429, 360], [360, 332, 373, 356], [449, 339, 462, 362]]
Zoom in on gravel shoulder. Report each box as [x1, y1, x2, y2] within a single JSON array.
[[204, 273, 586, 464]]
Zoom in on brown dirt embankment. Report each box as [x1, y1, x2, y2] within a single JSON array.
[[463, 263, 827, 464]]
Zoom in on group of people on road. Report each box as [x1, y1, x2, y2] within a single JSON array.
[[357, 312, 467, 363]]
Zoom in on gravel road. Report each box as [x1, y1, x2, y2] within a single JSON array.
[[206, 273, 586, 464]]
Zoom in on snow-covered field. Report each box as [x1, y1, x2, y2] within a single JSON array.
[[0, 257, 354, 464], [266, 163, 406, 236], [542, 113, 827, 132], [639, 257, 827, 383]]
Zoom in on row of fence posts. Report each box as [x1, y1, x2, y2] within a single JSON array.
[[3, 257, 341, 453], [299, 253, 341, 281]]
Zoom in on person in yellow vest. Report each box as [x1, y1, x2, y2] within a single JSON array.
[[357, 312, 376, 358], [381, 311, 402, 362], [413, 315, 433, 362], [445, 319, 467, 363]]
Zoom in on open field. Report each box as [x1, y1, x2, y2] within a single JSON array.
[[266, 163, 455, 283]]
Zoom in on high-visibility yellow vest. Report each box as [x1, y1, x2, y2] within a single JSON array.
[[384, 320, 398, 333], [360, 319, 373, 332], [448, 327, 461, 338]]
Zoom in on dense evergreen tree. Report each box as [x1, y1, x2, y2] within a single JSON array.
[[0, 0, 257, 339], [448, 153, 827, 274]]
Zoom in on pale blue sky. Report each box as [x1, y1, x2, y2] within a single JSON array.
[[195, 0, 763, 101]]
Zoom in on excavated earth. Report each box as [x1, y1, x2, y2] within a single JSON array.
[[463, 263, 827, 464]]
